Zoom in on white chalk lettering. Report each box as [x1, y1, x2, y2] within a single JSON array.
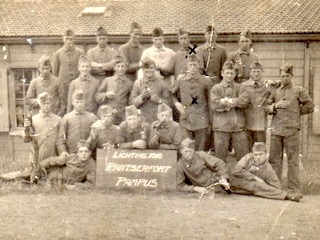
[[112, 151, 163, 159], [106, 163, 172, 173], [115, 177, 158, 188]]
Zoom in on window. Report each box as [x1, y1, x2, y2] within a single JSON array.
[[11, 68, 38, 128]]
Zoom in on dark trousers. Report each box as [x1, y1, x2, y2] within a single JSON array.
[[269, 131, 300, 191], [181, 127, 209, 151], [214, 131, 249, 161], [247, 130, 266, 152]]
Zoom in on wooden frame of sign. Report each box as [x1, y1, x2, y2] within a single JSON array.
[[96, 149, 177, 191]]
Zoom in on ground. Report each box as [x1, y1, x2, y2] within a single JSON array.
[[0, 187, 319, 240]]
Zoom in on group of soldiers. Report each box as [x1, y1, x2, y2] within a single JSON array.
[[1, 22, 314, 202]]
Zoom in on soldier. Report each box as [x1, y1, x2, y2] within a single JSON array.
[[240, 61, 269, 150], [173, 54, 212, 151], [95, 56, 133, 125], [176, 138, 230, 194], [56, 90, 99, 157], [227, 29, 259, 83], [130, 58, 171, 123], [67, 55, 100, 114], [267, 63, 314, 195], [196, 25, 227, 85], [26, 55, 64, 116], [87, 105, 118, 150], [118, 22, 145, 81], [230, 142, 300, 202], [140, 27, 175, 87], [149, 103, 182, 150], [53, 29, 85, 115], [210, 61, 249, 161], [116, 105, 150, 149], [87, 27, 118, 83]]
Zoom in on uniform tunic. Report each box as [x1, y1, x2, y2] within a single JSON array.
[[67, 75, 100, 114], [266, 82, 314, 191], [149, 120, 182, 150], [95, 75, 133, 125], [88, 123, 118, 149], [174, 47, 189, 79], [24, 112, 61, 162], [41, 154, 95, 184], [130, 77, 171, 123], [176, 151, 229, 192], [116, 121, 150, 149], [231, 153, 287, 200], [26, 74, 64, 115], [87, 45, 118, 82], [118, 40, 145, 81], [56, 110, 99, 154], [196, 43, 227, 83], [227, 50, 259, 83]]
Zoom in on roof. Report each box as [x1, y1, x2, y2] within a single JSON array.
[[0, 0, 320, 37]]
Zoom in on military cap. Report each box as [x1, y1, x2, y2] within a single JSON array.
[[77, 140, 90, 151], [125, 105, 140, 117], [96, 26, 108, 36], [187, 54, 200, 63], [141, 57, 156, 69], [250, 61, 263, 71], [38, 55, 51, 67], [157, 103, 172, 114], [64, 29, 75, 36], [72, 89, 85, 100], [240, 29, 252, 39], [152, 27, 164, 37], [100, 105, 117, 115], [280, 63, 293, 75], [252, 142, 267, 152], [113, 55, 127, 65], [205, 25, 216, 33], [130, 22, 142, 32], [78, 54, 91, 65], [178, 28, 190, 36], [37, 92, 52, 103], [222, 61, 236, 71], [180, 138, 195, 149]]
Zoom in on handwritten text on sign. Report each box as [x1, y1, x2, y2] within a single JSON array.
[[96, 149, 177, 191]]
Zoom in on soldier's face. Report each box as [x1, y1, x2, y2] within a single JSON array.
[[126, 114, 140, 130], [39, 100, 52, 113], [205, 31, 217, 43], [72, 99, 85, 112], [143, 64, 156, 78], [78, 62, 91, 76], [77, 147, 91, 162], [63, 36, 74, 48], [280, 71, 292, 86], [157, 110, 171, 123], [178, 34, 190, 49], [114, 62, 127, 76], [239, 36, 251, 51], [250, 69, 263, 81], [39, 64, 51, 78], [96, 36, 108, 48], [180, 147, 195, 161], [222, 69, 236, 83], [130, 28, 143, 43], [187, 61, 200, 75], [152, 36, 164, 48], [253, 151, 267, 165], [101, 113, 113, 126]]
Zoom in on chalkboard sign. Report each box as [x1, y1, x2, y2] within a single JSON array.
[[96, 149, 177, 191]]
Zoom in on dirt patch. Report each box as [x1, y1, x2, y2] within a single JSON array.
[[0, 189, 319, 240]]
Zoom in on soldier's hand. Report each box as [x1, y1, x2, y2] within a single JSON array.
[[150, 95, 160, 103], [253, 176, 265, 183], [106, 91, 115, 99], [60, 152, 69, 159], [219, 179, 231, 190], [194, 186, 209, 194], [174, 102, 185, 115], [24, 118, 31, 128], [142, 88, 151, 100], [132, 139, 147, 149], [275, 99, 290, 109], [57, 154, 67, 165]]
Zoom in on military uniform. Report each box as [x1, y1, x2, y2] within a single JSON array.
[[88, 122, 118, 149]]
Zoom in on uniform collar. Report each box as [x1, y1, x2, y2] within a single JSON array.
[[73, 110, 86, 115], [39, 111, 52, 118], [205, 42, 217, 49], [129, 39, 141, 48], [221, 79, 235, 88], [186, 72, 201, 80], [239, 49, 250, 55], [64, 46, 75, 52], [152, 45, 165, 52]]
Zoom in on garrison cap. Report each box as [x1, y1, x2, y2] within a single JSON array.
[[152, 27, 164, 37], [240, 29, 252, 39], [178, 27, 190, 36], [280, 63, 293, 75], [222, 61, 236, 71], [38, 92, 52, 103], [187, 54, 200, 63], [78, 54, 91, 65], [205, 25, 216, 33], [72, 89, 85, 100], [96, 26, 108, 36], [77, 140, 90, 151], [252, 142, 267, 152], [64, 29, 75, 36], [157, 103, 172, 114], [141, 57, 156, 69], [250, 61, 263, 71], [125, 105, 140, 117], [38, 55, 51, 67], [180, 138, 195, 150], [100, 105, 117, 115], [130, 22, 142, 32]]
